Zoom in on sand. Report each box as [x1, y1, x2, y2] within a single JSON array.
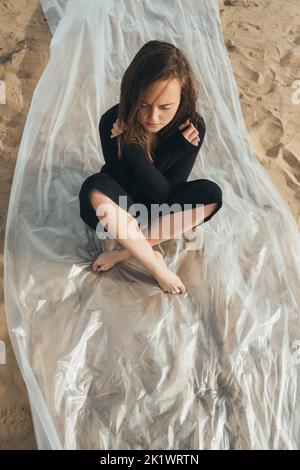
[[0, 0, 299, 449], [220, 0, 300, 226]]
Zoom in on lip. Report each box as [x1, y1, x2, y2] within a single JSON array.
[[146, 122, 160, 126]]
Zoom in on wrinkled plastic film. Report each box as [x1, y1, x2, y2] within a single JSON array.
[[3, 0, 300, 449]]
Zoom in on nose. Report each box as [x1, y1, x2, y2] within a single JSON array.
[[147, 109, 160, 123]]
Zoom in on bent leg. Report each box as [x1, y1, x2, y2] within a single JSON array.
[[79, 172, 159, 269], [79, 172, 187, 294], [142, 178, 222, 242], [79, 172, 136, 231], [143, 202, 218, 244], [108, 179, 222, 264], [165, 178, 223, 225]]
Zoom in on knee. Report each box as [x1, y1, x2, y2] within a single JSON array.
[[79, 173, 108, 205], [200, 180, 223, 219], [200, 179, 222, 204], [212, 181, 222, 206], [79, 174, 98, 201], [88, 188, 105, 202]]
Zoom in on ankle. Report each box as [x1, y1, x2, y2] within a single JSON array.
[[146, 256, 166, 275], [116, 248, 131, 261]]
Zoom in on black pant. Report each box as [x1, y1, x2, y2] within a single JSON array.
[[79, 172, 222, 232]]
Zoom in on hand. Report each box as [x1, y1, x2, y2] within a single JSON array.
[[178, 118, 200, 146], [110, 118, 127, 138]]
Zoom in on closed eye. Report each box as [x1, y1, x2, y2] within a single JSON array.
[[140, 103, 173, 110]]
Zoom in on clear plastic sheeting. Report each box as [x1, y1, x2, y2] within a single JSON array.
[[4, 0, 300, 450]]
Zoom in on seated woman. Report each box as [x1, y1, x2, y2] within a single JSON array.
[[79, 40, 222, 295]]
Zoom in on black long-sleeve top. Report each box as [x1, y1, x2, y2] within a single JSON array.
[[98, 103, 206, 204]]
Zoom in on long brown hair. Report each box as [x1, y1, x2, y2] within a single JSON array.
[[116, 40, 201, 163]]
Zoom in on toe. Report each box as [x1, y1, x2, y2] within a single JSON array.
[[96, 264, 106, 271]]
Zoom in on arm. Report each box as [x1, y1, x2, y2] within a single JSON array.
[[122, 143, 173, 203], [163, 148, 200, 186], [99, 105, 172, 202], [162, 116, 206, 185], [98, 104, 120, 167], [99, 105, 173, 202], [155, 113, 206, 172], [122, 114, 206, 200]]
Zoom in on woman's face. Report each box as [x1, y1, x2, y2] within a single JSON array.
[[138, 78, 182, 134]]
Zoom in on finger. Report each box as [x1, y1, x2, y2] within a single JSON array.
[[182, 127, 198, 143], [188, 134, 200, 146], [190, 129, 200, 141], [184, 126, 199, 139], [112, 122, 122, 134], [178, 118, 190, 131], [180, 121, 195, 133]]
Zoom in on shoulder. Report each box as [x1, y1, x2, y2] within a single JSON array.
[[190, 111, 206, 139], [99, 103, 120, 130]]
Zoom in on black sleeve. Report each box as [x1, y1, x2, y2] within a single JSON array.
[[154, 113, 206, 173], [163, 149, 200, 186], [99, 105, 173, 202], [99, 105, 206, 200], [122, 143, 173, 203], [162, 116, 206, 185], [98, 104, 119, 167]]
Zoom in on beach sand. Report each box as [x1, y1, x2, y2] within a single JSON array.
[[0, 0, 299, 449], [220, 0, 300, 226]]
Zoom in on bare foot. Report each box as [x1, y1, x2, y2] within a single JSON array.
[[92, 249, 186, 295], [91, 250, 122, 272], [151, 264, 187, 295], [92, 249, 166, 273]]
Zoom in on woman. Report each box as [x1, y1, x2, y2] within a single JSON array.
[[79, 40, 222, 295]]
